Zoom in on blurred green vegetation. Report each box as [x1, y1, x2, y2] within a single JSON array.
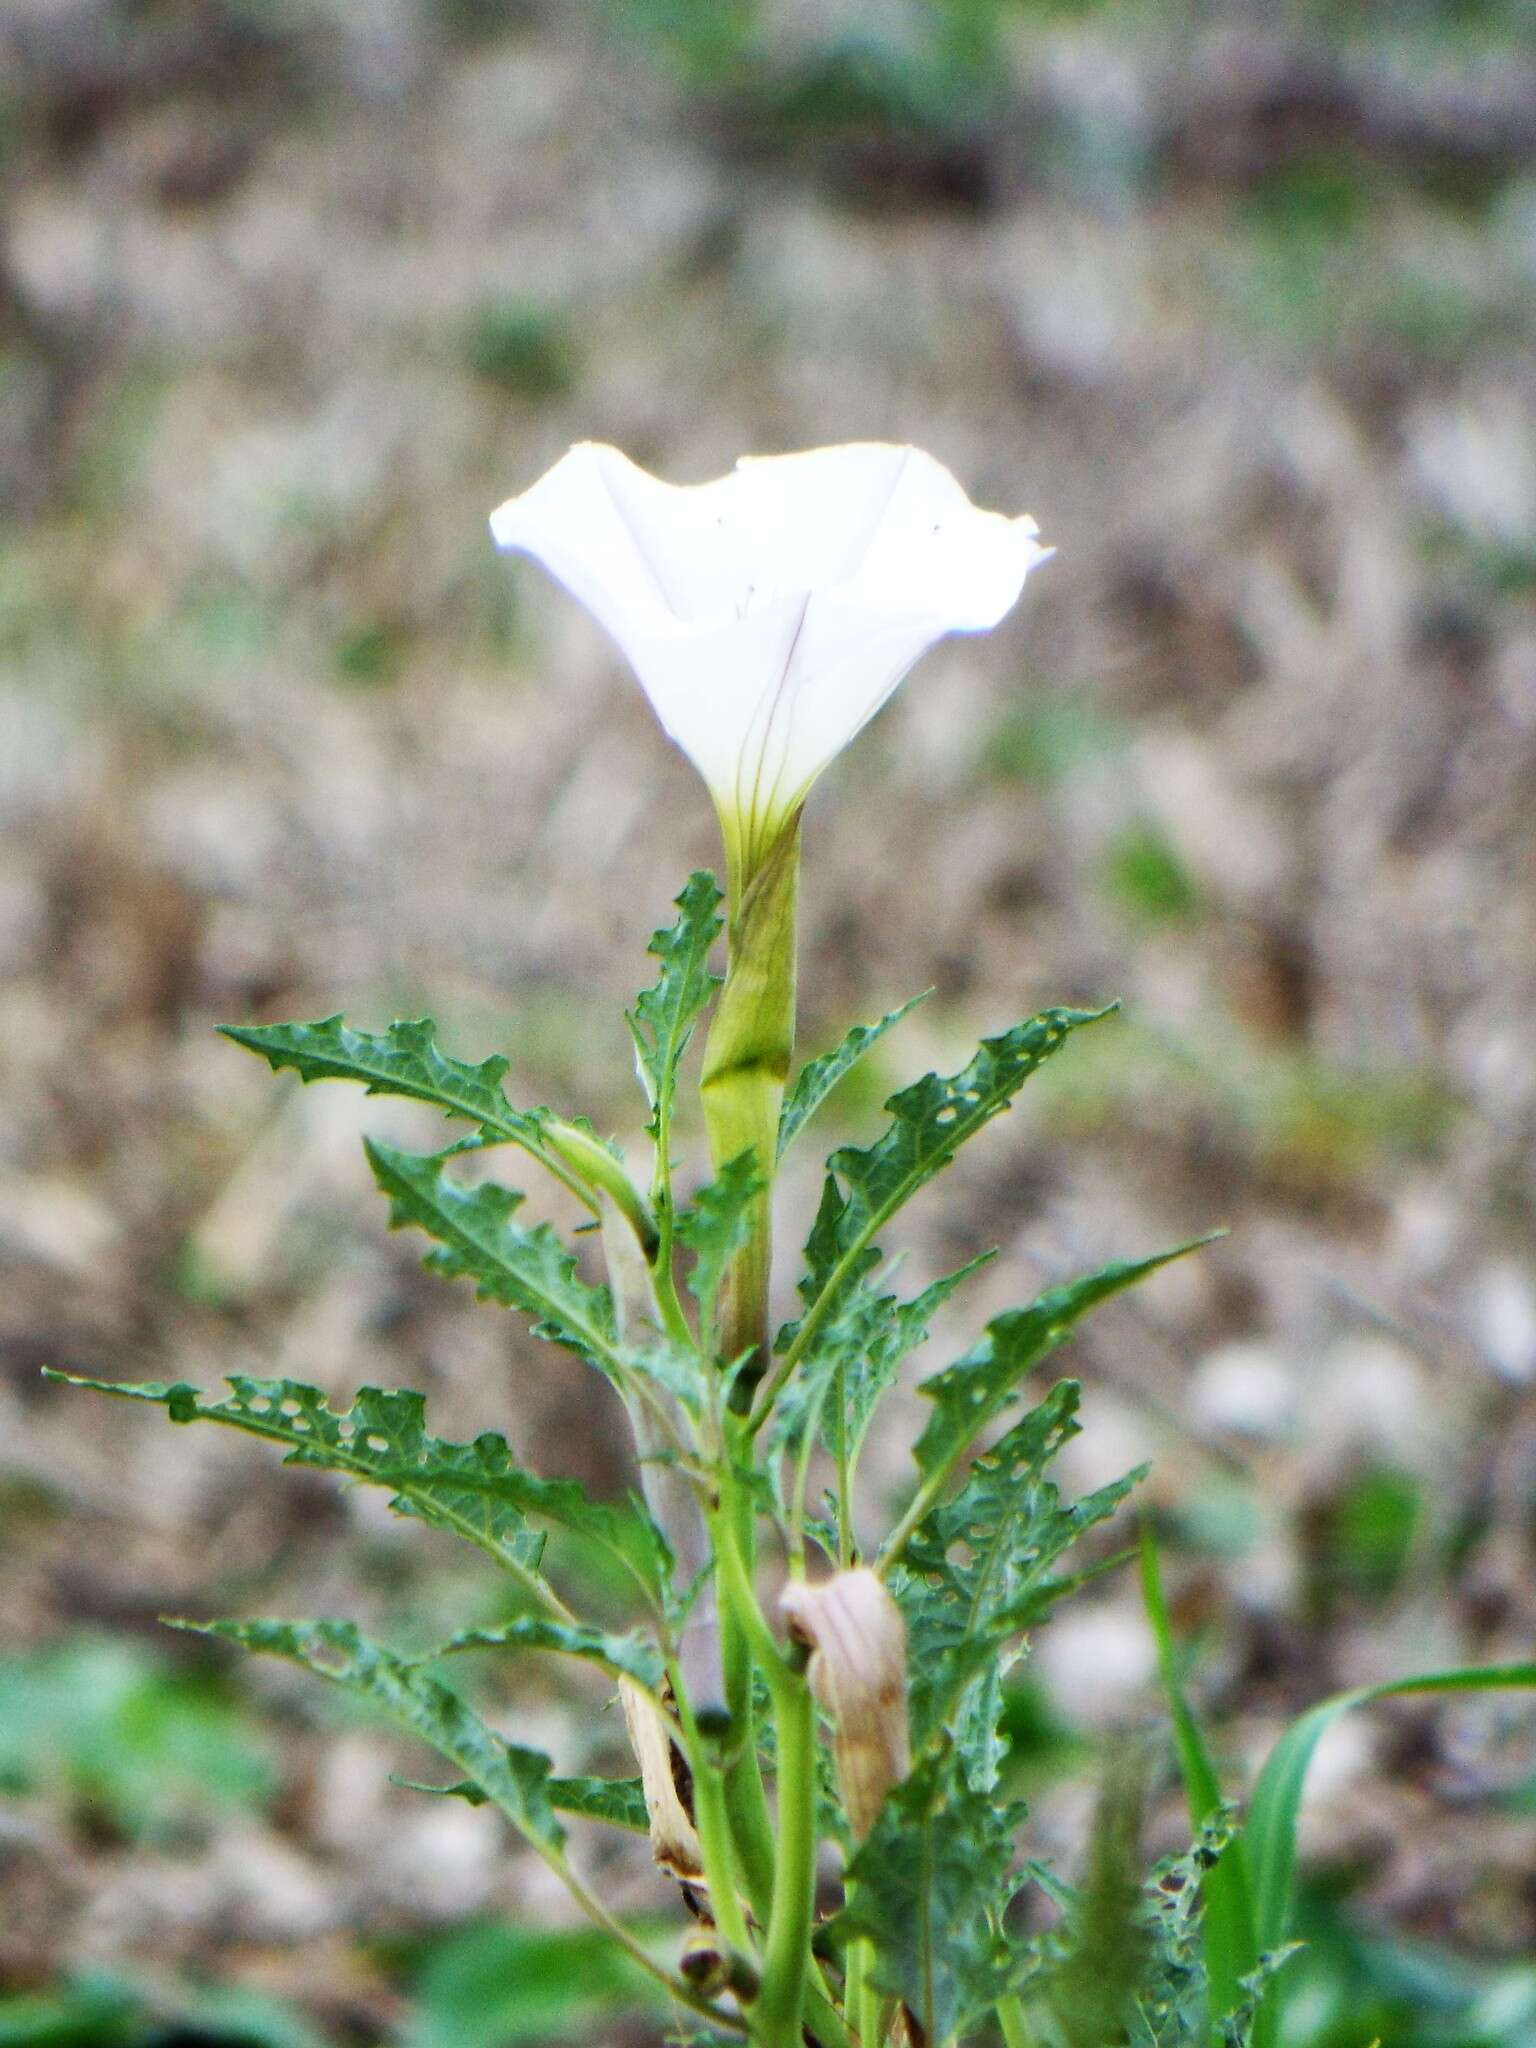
[[1282, 1890, 1536, 2048], [1103, 822, 1203, 929], [1037, 1011, 1460, 1188], [460, 302, 579, 402], [0, 1973, 325, 2048], [0, 1637, 275, 1842], [397, 1922, 660, 2047]]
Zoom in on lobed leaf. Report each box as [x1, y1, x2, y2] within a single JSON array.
[[220, 1015, 549, 1152], [912, 1239, 1213, 1487], [365, 1141, 623, 1372], [627, 872, 723, 1138], [896, 1379, 1141, 1778], [775, 1006, 1116, 1390], [177, 1617, 566, 1858], [776, 991, 930, 1160], [45, 1372, 667, 1596], [839, 1747, 1023, 2045], [397, 1769, 649, 1833], [547, 1773, 651, 1833], [770, 1255, 993, 1476], [675, 1151, 762, 1349], [424, 1616, 667, 1694]]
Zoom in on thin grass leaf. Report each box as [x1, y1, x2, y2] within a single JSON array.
[[1248, 1661, 1536, 1956], [1140, 1524, 1260, 2040]]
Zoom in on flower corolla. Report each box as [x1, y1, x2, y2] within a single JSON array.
[[490, 441, 1049, 882]]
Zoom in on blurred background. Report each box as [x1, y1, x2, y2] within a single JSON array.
[[2, 0, 1535, 2042]]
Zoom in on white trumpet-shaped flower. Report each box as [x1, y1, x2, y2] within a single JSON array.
[[490, 441, 1050, 883]]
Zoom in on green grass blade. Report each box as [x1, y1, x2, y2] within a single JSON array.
[[1139, 1523, 1260, 2040], [1248, 1661, 1536, 1956]]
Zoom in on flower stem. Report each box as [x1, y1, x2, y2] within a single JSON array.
[[755, 1656, 816, 2048], [717, 1450, 778, 1915], [701, 817, 799, 1400], [713, 1500, 817, 2048], [673, 1671, 757, 1964]]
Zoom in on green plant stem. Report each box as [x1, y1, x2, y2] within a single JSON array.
[[872, 1476, 944, 1583], [649, 1251, 698, 1354], [713, 1481, 851, 2048], [716, 1450, 778, 1905], [713, 1492, 821, 2048], [756, 1660, 816, 2048], [674, 1673, 757, 1965], [696, 817, 828, 2045], [997, 1992, 1040, 2048], [701, 818, 799, 1396], [699, 817, 798, 1903], [552, 1851, 748, 2035], [834, 1364, 854, 1567], [846, 1935, 873, 2045]]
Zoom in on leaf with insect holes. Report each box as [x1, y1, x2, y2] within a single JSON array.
[[783, 1006, 1116, 1355], [365, 1140, 625, 1369], [895, 1379, 1141, 1781], [777, 991, 930, 1160], [220, 1015, 550, 1151], [45, 1373, 669, 1598], [675, 1151, 761, 1347], [627, 873, 722, 1137], [838, 1746, 1024, 2044], [175, 1618, 565, 1857], [911, 1239, 1213, 1489], [422, 1617, 667, 1694]]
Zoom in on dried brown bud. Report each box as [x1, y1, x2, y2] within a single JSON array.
[[619, 1678, 705, 1883], [779, 1567, 910, 1841]]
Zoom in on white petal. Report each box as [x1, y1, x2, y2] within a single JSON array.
[[489, 441, 1050, 860]]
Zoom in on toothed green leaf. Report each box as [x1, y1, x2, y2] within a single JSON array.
[[548, 1774, 650, 1832], [220, 1015, 548, 1149], [176, 1617, 564, 1857], [777, 991, 930, 1159], [45, 1372, 668, 1596], [675, 1150, 762, 1347], [838, 1747, 1023, 2044], [627, 873, 723, 1138], [425, 1617, 666, 1693], [397, 1771, 649, 1833], [770, 1255, 994, 1474], [785, 1006, 1116, 1356], [365, 1140, 626, 1371], [894, 1379, 1140, 1778], [912, 1239, 1213, 1487]]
